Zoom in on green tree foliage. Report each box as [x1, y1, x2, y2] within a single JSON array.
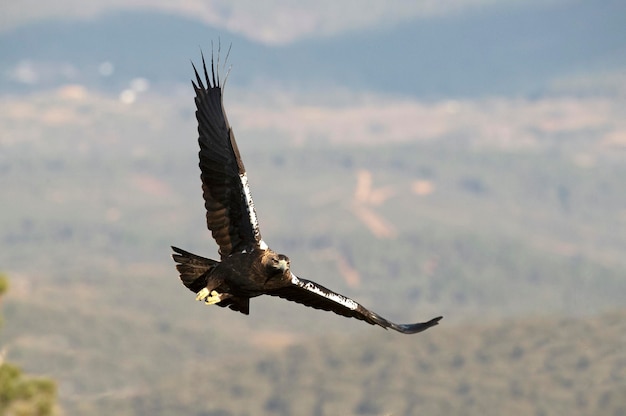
[[0, 274, 7, 332], [0, 273, 60, 416]]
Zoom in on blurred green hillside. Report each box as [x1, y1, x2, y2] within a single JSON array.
[[73, 310, 626, 416], [1, 86, 625, 414], [0, 274, 60, 415]]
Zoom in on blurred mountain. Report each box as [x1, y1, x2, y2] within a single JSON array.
[[1, 0, 625, 97]]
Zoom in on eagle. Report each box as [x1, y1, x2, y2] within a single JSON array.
[[171, 51, 442, 334]]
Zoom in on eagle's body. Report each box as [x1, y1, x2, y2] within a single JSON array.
[[171, 50, 442, 334]]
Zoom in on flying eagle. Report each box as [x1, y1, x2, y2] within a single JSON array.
[[171, 52, 442, 334]]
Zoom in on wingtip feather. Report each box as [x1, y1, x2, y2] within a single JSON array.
[[391, 316, 443, 334], [201, 49, 213, 89], [191, 61, 204, 91]]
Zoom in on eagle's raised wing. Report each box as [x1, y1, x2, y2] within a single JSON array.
[[269, 274, 443, 334], [192, 52, 265, 258]]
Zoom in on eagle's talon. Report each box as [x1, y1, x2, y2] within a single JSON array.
[[195, 288, 225, 305], [206, 290, 224, 305], [195, 288, 210, 302]]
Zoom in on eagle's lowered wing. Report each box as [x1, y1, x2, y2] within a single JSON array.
[[269, 274, 443, 334], [192, 52, 265, 258]]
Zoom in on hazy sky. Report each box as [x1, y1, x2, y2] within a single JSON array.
[[1, 0, 560, 44]]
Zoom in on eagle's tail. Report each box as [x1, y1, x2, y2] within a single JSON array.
[[171, 246, 218, 293]]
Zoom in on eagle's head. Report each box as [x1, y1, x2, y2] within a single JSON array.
[[272, 253, 290, 273], [262, 251, 291, 280]]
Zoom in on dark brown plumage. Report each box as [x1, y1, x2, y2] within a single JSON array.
[[171, 49, 442, 334]]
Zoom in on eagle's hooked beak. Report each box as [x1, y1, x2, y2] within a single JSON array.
[[277, 258, 289, 272]]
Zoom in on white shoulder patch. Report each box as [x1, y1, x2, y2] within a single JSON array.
[[292, 274, 358, 310], [239, 173, 263, 244]]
